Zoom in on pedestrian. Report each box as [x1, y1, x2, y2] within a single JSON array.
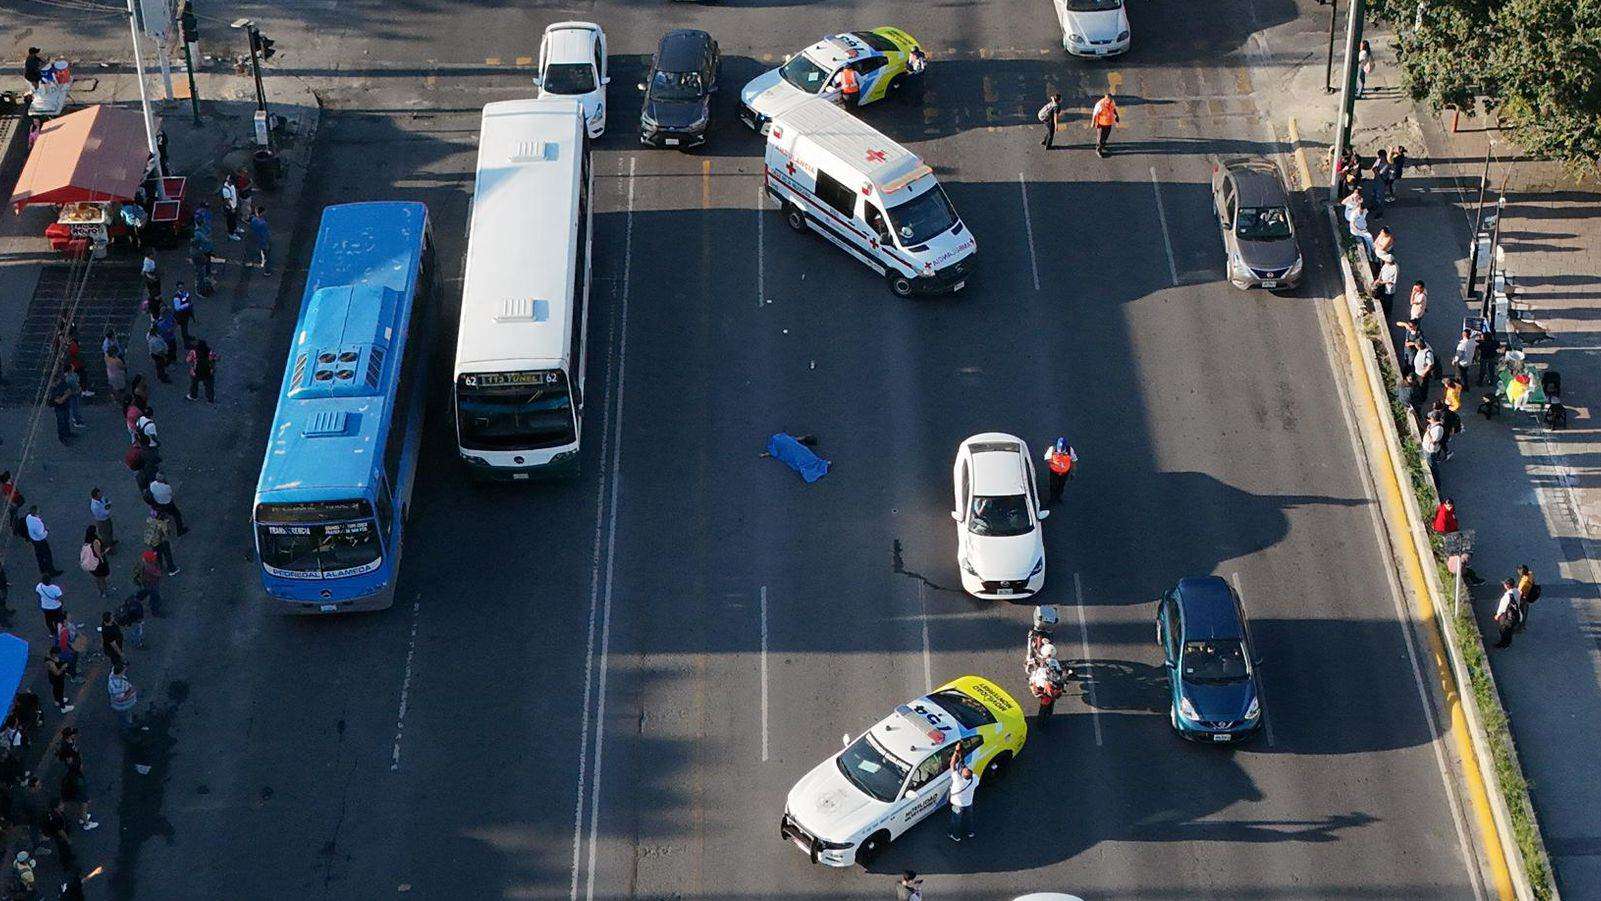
[[131, 550, 163, 617], [172, 282, 196, 347], [23, 47, 45, 88], [1396, 372, 1422, 420], [103, 329, 129, 409], [1380, 149, 1400, 201], [1028, 654, 1065, 729], [1516, 564, 1540, 631], [146, 325, 171, 383], [141, 251, 160, 304], [1089, 92, 1120, 156], [144, 473, 188, 536], [87, 488, 115, 554], [1, 472, 22, 536], [190, 233, 214, 295], [1042, 438, 1076, 505], [235, 166, 254, 215], [1372, 226, 1395, 260], [60, 867, 86, 901], [1475, 330, 1501, 387], [1493, 578, 1520, 648], [1414, 339, 1437, 385], [46, 377, 73, 446], [78, 528, 108, 598], [1341, 185, 1365, 223], [1434, 400, 1462, 458], [13, 776, 46, 854], [1452, 328, 1474, 383], [1373, 258, 1398, 316], [52, 618, 79, 681], [1349, 201, 1376, 258], [1357, 40, 1373, 97], [116, 593, 145, 650], [1421, 413, 1446, 485], [98, 611, 124, 670], [250, 206, 271, 271], [220, 174, 242, 239], [55, 730, 95, 831], [155, 303, 179, 361], [43, 801, 76, 870], [896, 871, 924, 901], [143, 510, 179, 576], [43, 648, 71, 716], [1037, 92, 1062, 149], [1444, 376, 1466, 420], [106, 664, 138, 736], [24, 509, 59, 580], [1388, 146, 1407, 199], [134, 410, 159, 449], [7, 851, 35, 899], [946, 749, 977, 841], [185, 339, 218, 403], [1369, 149, 1391, 211], [1403, 281, 1426, 326]]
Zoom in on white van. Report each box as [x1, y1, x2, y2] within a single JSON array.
[[764, 97, 976, 296]]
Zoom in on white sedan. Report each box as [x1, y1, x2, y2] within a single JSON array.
[[536, 21, 609, 137], [1053, 0, 1131, 57], [952, 433, 1048, 600]]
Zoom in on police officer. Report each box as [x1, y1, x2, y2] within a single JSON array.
[[1043, 438, 1077, 505], [1090, 93, 1120, 156]]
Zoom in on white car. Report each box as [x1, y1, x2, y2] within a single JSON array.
[[536, 21, 609, 137], [1052, 0, 1131, 57], [780, 676, 1026, 867], [952, 434, 1047, 600]]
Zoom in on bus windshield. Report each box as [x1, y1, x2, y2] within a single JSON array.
[[256, 501, 381, 579], [457, 370, 576, 451]]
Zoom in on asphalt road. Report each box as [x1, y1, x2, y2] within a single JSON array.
[[16, 1, 1491, 898]]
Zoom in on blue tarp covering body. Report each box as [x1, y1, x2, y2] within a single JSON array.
[[0, 633, 29, 723], [767, 433, 830, 483]]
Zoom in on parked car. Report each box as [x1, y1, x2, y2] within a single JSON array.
[[536, 21, 609, 138], [1210, 157, 1303, 290], [951, 433, 1047, 599], [639, 29, 719, 148], [1156, 576, 1264, 743], [1052, 0, 1131, 57]]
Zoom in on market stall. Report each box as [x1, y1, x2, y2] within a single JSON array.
[[9, 104, 188, 257]]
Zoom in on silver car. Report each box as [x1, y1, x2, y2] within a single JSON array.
[[1210, 158, 1303, 291]]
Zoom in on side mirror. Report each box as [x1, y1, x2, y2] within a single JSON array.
[[842, 733, 851, 749], [602, 76, 612, 86], [1037, 509, 1050, 519], [637, 83, 647, 91], [532, 76, 543, 88], [903, 788, 919, 800], [784, 54, 794, 63], [950, 510, 961, 522]]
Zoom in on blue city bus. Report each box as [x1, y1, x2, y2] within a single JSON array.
[[252, 202, 436, 613]]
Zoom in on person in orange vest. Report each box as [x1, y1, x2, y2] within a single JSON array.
[[833, 65, 861, 106], [1043, 438, 1077, 505], [1089, 93, 1120, 157]]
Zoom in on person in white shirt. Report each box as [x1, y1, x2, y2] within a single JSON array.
[[1413, 342, 1436, 383], [1421, 416, 1446, 485], [35, 574, 64, 635], [1408, 281, 1428, 323], [1453, 328, 1476, 383], [144, 473, 188, 535], [220, 174, 243, 240], [23, 506, 58, 578], [89, 487, 115, 552], [1349, 206, 1376, 258], [1493, 578, 1520, 648], [946, 749, 978, 841]]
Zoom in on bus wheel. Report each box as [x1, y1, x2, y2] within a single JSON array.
[[784, 203, 807, 232], [887, 273, 915, 298]]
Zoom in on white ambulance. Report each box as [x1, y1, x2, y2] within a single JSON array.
[[764, 97, 976, 297]]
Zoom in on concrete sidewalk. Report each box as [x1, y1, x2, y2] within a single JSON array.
[[1268, 28, 1601, 900], [0, 67, 320, 892]]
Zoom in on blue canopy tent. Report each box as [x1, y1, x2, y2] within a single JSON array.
[[0, 633, 30, 723]]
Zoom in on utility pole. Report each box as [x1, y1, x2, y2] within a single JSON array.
[[1324, 0, 1340, 94], [233, 18, 274, 153], [179, 0, 200, 125], [125, 0, 168, 199], [1465, 141, 1493, 302], [1482, 184, 1509, 323], [1328, 0, 1366, 194]]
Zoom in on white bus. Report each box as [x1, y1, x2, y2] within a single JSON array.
[[454, 98, 592, 479]]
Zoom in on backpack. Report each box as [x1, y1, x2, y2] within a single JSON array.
[[124, 444, 144, 471], [117, 595, 145, 626], [1527, 583, 1542, 604], [78, 544, 98, 572], [1037, 102, 1054, 122]]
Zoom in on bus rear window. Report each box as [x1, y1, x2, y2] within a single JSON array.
[[457, 370, 576, 451]]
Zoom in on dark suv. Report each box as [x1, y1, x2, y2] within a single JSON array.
[[639, 29, 719, 148], [1156, 576, 1264, 743]]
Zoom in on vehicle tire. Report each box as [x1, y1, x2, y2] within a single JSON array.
[[784, 203, 807, 232], [983, 751, 1012, 783], [856, 830, 890, 866], [887, 273, 915, 298]]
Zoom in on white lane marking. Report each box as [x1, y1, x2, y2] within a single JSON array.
[[756, 181, 767, 307], [1149, 166, 1180, 287], [918, 580, 933, 692], [1230, 572, 1276, 747], [1072, 572, 1103, 746], [760, 585, 770, 762], [584, 155, 635, 901], [389, 596, 423, 770], [1017, 172, 1041, 292], [569, 156, 635, 901]]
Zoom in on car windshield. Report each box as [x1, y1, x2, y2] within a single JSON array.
[[1236, 206, 1293, 240], [651, 69, 704, 102], [886, 184, 959, 246], [1182, 638, 1250, 682], [969, 494, 1032, 537], [543, 62, 597, 95], [778, 54, 830, 93], [256, 502, 382, 579], [457, 371, 576, 451], [1066, 0, 1123, 10], [836, 732, 910, 803], [928, 690, 996, 729]]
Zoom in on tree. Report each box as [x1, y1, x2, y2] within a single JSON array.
[[1370, 0, 1601, 172]]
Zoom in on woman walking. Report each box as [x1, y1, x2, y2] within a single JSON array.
[[45, 647, 72, 714], [78, 527, 109, 597]]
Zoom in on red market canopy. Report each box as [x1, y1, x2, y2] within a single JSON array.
[[10, 105, 155, 213]]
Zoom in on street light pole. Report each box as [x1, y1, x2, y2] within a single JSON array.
[[1324, 0, 1340, 94], [1328, 0, 1367, 193], [1465, 141, 1493, 302], [125, 0, 168, 200], [234, 19, 274, 153]]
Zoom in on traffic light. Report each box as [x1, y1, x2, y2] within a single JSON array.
[[250, 30, 275, 60]]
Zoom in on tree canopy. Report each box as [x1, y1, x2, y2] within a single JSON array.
[[1372, 0, 1601, 171]]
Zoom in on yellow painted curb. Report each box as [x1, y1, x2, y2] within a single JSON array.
[[1290, 117, 1518, 901]]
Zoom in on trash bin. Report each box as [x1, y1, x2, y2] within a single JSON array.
[[252, 149, 279, 191]]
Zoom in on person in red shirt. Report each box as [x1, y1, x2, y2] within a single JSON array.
[[1431, 498, 1459, 534]]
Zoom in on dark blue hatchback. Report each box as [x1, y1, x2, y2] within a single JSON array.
[[1156, 576, 1263, 743]]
